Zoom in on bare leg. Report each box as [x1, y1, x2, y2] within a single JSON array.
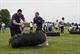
[[43, 34, 48, 46]]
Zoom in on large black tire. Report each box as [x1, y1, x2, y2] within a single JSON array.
[[49, 27, 52, 32], [46, 32, 60, 36], [69, 31, 80, 34], [9, 31, 46, 48]]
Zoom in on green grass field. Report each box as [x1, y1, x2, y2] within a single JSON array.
[[0, 27, 80, 54]]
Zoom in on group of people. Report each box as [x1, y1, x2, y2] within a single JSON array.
[[41, 17, 65, 33], [69, 23, 80, 31], [10, 9, 48, 46], [54, 17, 65, 33], [10, 9, 44, 37], [10, 9, 65, 37]]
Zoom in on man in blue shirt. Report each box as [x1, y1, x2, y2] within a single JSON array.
[[10, 9, 25, 37], [33, 12, 44, 31]]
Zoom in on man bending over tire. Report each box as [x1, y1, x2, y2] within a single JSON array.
[[10, 9, 26, 37]]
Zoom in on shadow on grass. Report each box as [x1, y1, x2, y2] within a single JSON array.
[[7, 45, 47, 50]]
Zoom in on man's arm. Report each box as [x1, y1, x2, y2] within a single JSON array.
[[40, 17, 44, 23], [21, 15, 26, 23], [22, 19, 26, 24], [33, 18, 37, 29], [13, 20, 22, 26]]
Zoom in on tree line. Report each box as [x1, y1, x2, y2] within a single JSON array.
[[0, 9, 10, 27]]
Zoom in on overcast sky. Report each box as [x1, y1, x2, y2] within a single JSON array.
[[0, 0, 80, 23]]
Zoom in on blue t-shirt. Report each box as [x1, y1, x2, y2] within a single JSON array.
[[10, 13, 24, 28], [33, 16, 44, 29]]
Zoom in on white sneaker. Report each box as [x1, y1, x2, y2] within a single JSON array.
[[45, 43, 49, 46]]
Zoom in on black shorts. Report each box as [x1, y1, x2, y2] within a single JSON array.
[[55, 27, 58, 30], [30, 27, 33, 30], [60, 26, 64, 33], [10, 27, 21, 37]]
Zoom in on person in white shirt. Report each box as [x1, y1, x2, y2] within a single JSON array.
[[68, 23, 75, 31], [54, 19, 59, 32], [30, 21, 33, 32], [1, 22, 6, 32], [59, 17, 65, 33], [46, 22, 53, 32]]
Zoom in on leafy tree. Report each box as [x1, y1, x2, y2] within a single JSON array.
[[0, 9, 10, 27]]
